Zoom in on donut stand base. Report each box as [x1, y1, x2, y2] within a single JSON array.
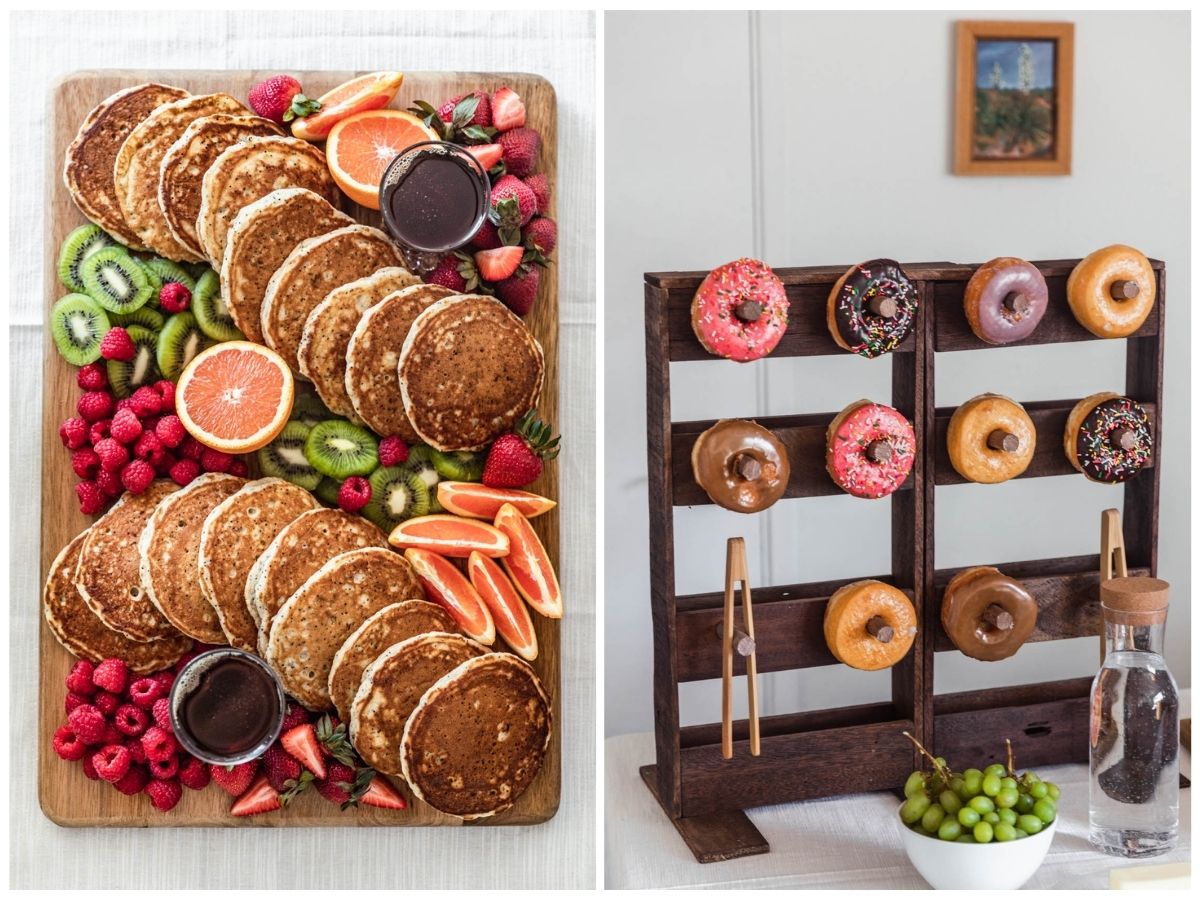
[[639, 765, 770, 863]]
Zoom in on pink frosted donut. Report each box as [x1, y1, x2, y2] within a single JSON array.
[[826, 401, 917, 499], [690, 258, 788, 362]]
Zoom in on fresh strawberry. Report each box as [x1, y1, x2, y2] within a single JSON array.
[[524, 173, 550, 213], [210, 761, 258, 797], [481, 410, 560, 489], [523, 216, 557, 255], [497, 127, 541, 177], [280, 703, 311, 733], [313, 761, 359, 807], [315, 714, 357, 767], [474, 246, 524, 283], [489, 174, 538, 227], [280, 723, 327, 780], [495, 266, 541, 317], [248, 75, 320, 125], [491, 86, 526, 132], [262, 743, 301, 792], [422, 254, 467, 292], [470, 219, 503, 251], [437, 91, 492, 127], [230, 774, 280, 816], [465, 142, 503, 171], [361, 774, 408, 810]]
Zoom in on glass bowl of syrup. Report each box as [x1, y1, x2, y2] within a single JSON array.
[[169, 648, 286, 766]]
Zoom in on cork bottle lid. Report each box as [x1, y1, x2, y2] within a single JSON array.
[[1100, 576, 1170, 625]]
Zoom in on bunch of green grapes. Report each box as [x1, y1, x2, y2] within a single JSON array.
[[899, 759, 1060, 844]]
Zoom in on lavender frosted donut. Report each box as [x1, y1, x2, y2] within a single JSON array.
[[963, 257, 1048, 345]]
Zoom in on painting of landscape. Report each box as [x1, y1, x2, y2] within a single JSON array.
[[973, 39, 1056, 160]]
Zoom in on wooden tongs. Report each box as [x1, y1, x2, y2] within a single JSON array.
[[721, 537, 760, 759], [1098, 508, 1127, 664]]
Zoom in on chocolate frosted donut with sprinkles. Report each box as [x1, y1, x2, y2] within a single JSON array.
[[1063, 392, 1153, 484], [690, 258, 788, 362], [826, 259, 919, 358]]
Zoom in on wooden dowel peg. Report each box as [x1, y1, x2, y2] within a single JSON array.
[[1110, 279, 1139, 301], [866, 615, 894, 644], [1002, 291, 1031, 315], [715, 623, 756, 657], [987, 429, 1019, 452], [981, 603, 1014, 631], [733, 300, 762, 322], [1110, 427, 1137, 451], [867, 295, 898, 318], [865, 440, 893, 463], [733, 453, 761, 482]]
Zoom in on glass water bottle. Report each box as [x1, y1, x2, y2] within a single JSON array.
[[1088, 576, 1179, 858]]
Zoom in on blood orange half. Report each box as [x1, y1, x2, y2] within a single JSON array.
[[468, 551, 538, 662], [404, 548, 495, 645], [494, 503, 562, 619], [175, 341, 294, 453], [437, 482, 556, 520], [325, 109, 438, 209], [387, 514, 509, 558], [291, 71, 405, 141]]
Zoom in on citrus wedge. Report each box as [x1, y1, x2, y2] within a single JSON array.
[[437, 482, 556, 520], [494, 503, 562, 619], [326, 109, 438, 209], [291, 71, 405, 141], [468, 551, 538, 661], [388, 514, 509, 558], [404, 548, 495, 645], [175, 341, 294, 453]]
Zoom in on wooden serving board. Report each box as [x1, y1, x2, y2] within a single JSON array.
[[39, 70, 560, 827]]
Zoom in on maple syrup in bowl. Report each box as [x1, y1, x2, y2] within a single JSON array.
[[169, 648, 285, 765]]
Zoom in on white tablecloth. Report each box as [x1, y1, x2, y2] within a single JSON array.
[[605, 692, 1191, 889], [9, 10, 595, 890]]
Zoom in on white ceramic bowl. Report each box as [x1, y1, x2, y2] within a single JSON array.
[[899, 803, 1057, 890]]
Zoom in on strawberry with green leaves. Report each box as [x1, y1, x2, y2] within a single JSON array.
[[409, 92, 496, 145], [482, 410, 560, 488]]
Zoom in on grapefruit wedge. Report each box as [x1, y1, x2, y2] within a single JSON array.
[[325, 109, 438, 208], [291, 71, 405, 141], [437, 482, 556, 520], [404, 548, 495, 645], [468, 551, 538, 662], [494, 503, 562, 619], [388, 515, 509, 558]]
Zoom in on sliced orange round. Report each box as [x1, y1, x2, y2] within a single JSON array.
[[494, 503, 562, 618], [468, 551, 538, 661], [292, 71, 405, 141], [175, 341, 294, 453], [437, 482, 556, 520], [387, 514, 509, 558], [404, 548, 495, 645], [325, 109, 438, 209]]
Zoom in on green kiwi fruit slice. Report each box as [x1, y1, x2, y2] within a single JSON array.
[[430, 449, 484, 482], [144, 258, 197, 293], [290, 389, 333, 429], [156, 312, 211, 381], [303, 420, 379, 479], [257, 421, 321, 490], [362, 466, 430, 531], [405, 444, 444, 511], [192, 270, 243, 341], [58, 224, 115, 293], [315, 476, 343, 507], [110, 307, 165, 331], [81, 247, 154, 314], [50, 293, 111, 365], [106, 325, 161, 397]]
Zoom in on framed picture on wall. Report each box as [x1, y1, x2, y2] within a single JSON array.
[[954, 20, 1074, 175]]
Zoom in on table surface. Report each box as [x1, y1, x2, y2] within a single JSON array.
[[605, 692, 1191, 889], [9, 10, 595, 890]]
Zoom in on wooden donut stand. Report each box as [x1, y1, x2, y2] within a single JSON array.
[[640, 258, 1165, 863]]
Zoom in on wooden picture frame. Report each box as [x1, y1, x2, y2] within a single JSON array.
[[954, 20, 1074, 176]]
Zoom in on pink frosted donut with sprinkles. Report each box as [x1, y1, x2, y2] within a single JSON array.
[[826, 400, 916, 499], [1064, 392, 1153, 484], [690, 258, 789, 362]]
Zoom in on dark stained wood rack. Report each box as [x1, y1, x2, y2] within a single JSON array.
[[640, 257, 1165, 863]]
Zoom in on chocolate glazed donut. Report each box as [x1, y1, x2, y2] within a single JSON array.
[[690, 419, 790, 513], [963, 257, 1048, 345], [1064, 393, 1153, 484], [826, 259, 919, 358], [941, 567, 1037, 662]]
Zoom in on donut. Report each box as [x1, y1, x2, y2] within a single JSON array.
[[823, 580, 917, 671], [1063, 392, 1153, 484], [941, 567, 1037, 662], [946, 393, 1036, 484], [826, 259, 918, 358], [963, 257, 1048, 345], [1066, 244, 1156, 338], [690, 419, 790, 513], [690, 258, 789, 362], [826, 400, 916, 499]]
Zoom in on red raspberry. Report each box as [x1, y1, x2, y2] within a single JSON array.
[[59, 416, 89, 449], [378, 435, 409, 467], [229, 459, 249, 478], [151, 697, 174, 732], [169, 458, 201, 486], [74, 481, 106, 515], [133, 430, 163, 460], [115, 397, 138, 414], [88, 417, 112, 445], [145, 777, 183, 811], [114, 763, 150, 796], [52, 725, 87, 761], [81, 753, 101, 781], [71, 447, 101, 478], [200, 448, 233, 473], [154, 415, 186, 449], [121, 459, 156, 494], [149, 754, 180, 780], [96, 467, 123, 498], [337, 476, 371, 512], [128, 677, 165, 708], [178, 436, 204, 461], [152, 451, 178, 476], [158, 281, 192, 313], [141, 725, 178, 763], [77, 390, 114, 423], [125, 736, 148, 766], [131, 386, 163, 417], [76, 361, 108, 391], [65, 660, 96, 695], [153, 380, 176, 411], [94, 437, 129, 472], [92, 690, 120, 717], [113, 703, 149, 736], [152, 670, 175, 693], [92, 658, 128, 694], [92, 743, 132, 783], [99, 327, 135, 362], [64, 690, 91, 714], [101, 723, 124, 745], [110, 408, 143, 445], [179, 755, 211, 790], [67, 704, 108, 743]]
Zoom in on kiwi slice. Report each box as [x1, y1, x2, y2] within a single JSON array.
[[314, 476, 343, 507], [107, 325, 161, 398], [156, 312, 211, 381], [143, 258, 197, 293], [290, 390, 333, 429], [257, 421, 321, 490], [303, 420, 379, 479], [111, 307, 165, 331], [192, 270, 243, 341], [431, 449, 484, 482], [405, 444, 444, 511], [50, 293, 111, 365], [81, 247, 154, 314], [58, 224, 115, 293], [362, 466, 430, 531]]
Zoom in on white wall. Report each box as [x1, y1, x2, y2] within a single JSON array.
[[604, 10, 1190, 736]]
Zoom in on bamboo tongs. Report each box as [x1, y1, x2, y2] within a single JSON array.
[[722, 537, 760, 759], [1098, 508, 1127, 664]]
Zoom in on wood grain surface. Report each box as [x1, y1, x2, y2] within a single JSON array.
[[39, 69, 560, 828]]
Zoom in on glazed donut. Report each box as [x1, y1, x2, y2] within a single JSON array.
[[1064, 392, 1153, 484], [826, 259, 918, 358], [963, 257, 1048, 345], [824, 580, 917, 671], [826, 400, 916, 499], [691, 419, 790, 513], [947, 394, 1036, 484], [1066, 244, 1156, 338], [941, 567, 1037, 662], [690, 258, 789, 362]]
